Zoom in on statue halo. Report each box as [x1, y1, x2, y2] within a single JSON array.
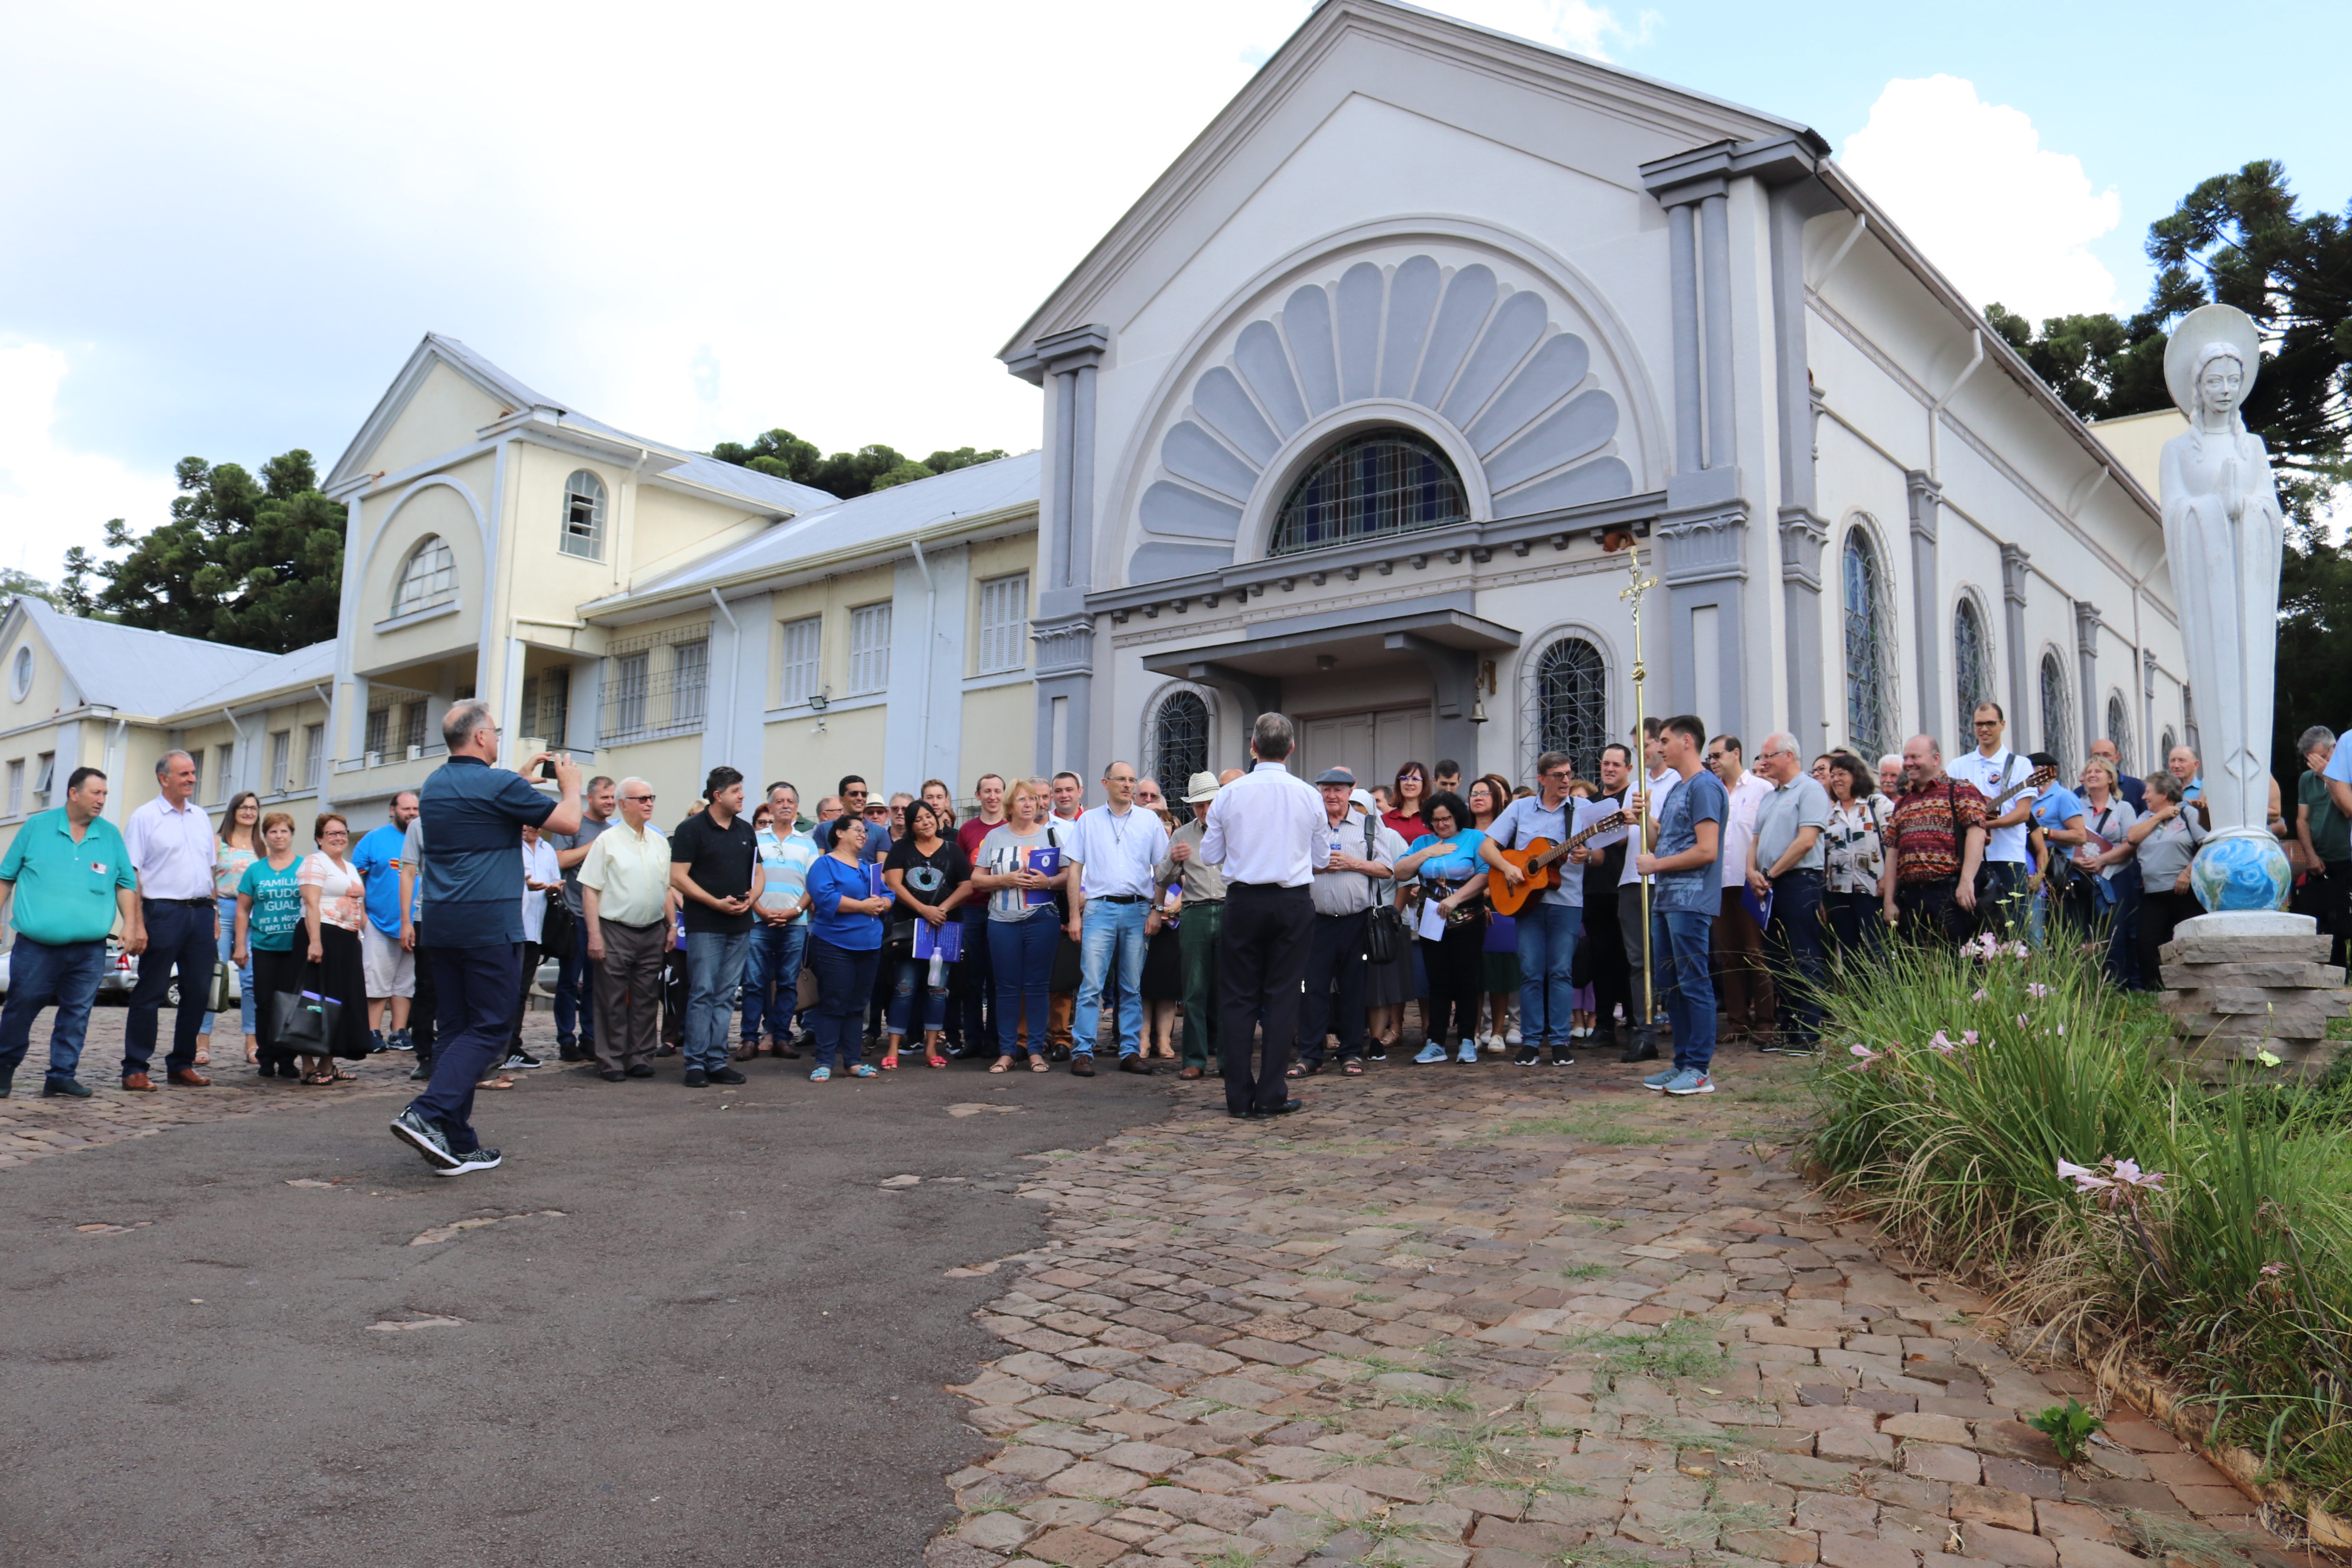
[[2163, 302, 2263, 420]]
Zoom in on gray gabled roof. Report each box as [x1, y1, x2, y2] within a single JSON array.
[[12, 596, 285, 720], [165, 638, 338, 720]]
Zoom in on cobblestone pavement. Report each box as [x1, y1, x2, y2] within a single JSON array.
[[927, 1049, 2321, 1568], [0, 1004, 425, 1170]]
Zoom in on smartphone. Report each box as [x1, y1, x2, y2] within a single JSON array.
[[537, 759, 558, 782]]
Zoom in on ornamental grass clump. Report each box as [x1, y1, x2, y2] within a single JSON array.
[[1808, 935, 2352, 1511]]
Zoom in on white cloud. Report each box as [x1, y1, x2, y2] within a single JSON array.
[[1840, 76, 2122, 322], [0, 344, 178, 587]]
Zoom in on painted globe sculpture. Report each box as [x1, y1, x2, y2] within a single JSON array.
[[2190, 834, 2291, 913]]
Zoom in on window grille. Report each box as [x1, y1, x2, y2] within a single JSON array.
[[1843, 529, 1894, 759], [2040, 652, 2073, 772], [561, 470, 607, 560], [392, 535, 457, 616], [779, 616, 821, 706], [302, 724, 324, 789], [1954, 598, 1992, 726], [4, 759, 20, 817], [269, 731, 290, 793], [849, 603, 892, 694], [671, 641, 709, 727], [214, 743, 234, 802], [34, 751, 54, 809], [1149, 692, 1209, 792], [978, 574, 1028, 674], [1530, 637, 1608, 783], [400, 703, 427, 756], [600, 623, 709, 741], [364, 706, 387, 758], [1269, 430, 1467, 556], [2106, 694, 2132, 772], [526, 667, 570, 750]]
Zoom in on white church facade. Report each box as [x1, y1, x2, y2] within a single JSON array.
[[0, 0, 2193, 860]]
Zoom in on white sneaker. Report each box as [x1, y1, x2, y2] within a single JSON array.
[[1504, 1025, 1523, 1047], [1482, 1033, 1506, 1055]]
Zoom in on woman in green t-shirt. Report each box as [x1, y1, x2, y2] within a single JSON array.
[[234, 812, 306, 1082]]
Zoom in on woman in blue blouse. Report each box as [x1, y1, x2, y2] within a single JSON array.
[[803, 815, 893, 1080], [1390, 791, 1491, 1066]]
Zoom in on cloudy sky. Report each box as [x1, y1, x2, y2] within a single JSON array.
[[2, 0, 2341, 584]]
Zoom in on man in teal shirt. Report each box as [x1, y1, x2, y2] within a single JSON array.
[[0, 767, 141, 1097]]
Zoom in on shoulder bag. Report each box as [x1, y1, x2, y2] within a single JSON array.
[[267, 961, 341, 1058], [540, 892, 576, 960], [1361, 816, 1404, 964]]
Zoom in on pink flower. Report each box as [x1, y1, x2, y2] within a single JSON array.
[[2008, 941, 2031, 958], [1972, 988, 1989, 1001], [2057, 1158, 2112, 1194], [2109, 1159, 2164, 1191], [2017, 1014, 2030, 1027], [1962, 1031, 1979, 1046], [1928, 1030, 1957, 1056], [2027, 982, 2053, 998], [2260, 1262, 2286, 1278], [1848, 1043, 1883, 1072]]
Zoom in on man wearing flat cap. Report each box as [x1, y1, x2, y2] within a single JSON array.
[[1295, 767, 1403, 1076]]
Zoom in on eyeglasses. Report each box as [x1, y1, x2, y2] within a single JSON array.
[[1541, 767, 1572, 780], [623, 793, 655, 803], [1974, 719, 2001, 729]]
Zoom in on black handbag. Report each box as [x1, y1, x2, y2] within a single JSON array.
[[268, 963, 341, 1057], [540, 894, 576, 961], [1360, 817, 1404, 964]]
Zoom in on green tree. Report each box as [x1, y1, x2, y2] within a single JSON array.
[[0, 567, 58, 607], [64, 450, 347, 653], [708, 430, 1008, 501]]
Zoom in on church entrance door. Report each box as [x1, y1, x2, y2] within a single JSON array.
[[1298, 704, 1432, 790]]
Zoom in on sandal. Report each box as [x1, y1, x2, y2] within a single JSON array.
[[1344, 1060, 1365, 1076], [988, 1057, 1013, 1073], [476, 1076, 516, 1091], [927, 1054, 947, 1069], [849, 1064, 879, 1078], [880, 1055, 899, 1071], [1028, 1055, 1050, 1073], [809, 1066, 832, 1082]]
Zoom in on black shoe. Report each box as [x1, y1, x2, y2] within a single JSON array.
[[502, 1050, 541, 1069], [1117, 1056, 1154, 1076], [1227, 1107, 1256, 1118], [369, 1030, 387, 1055], [1250, 1098, 1305, 1118], [1070, 1057, 1096, 1077], [1367, 1044, 1388, 1061], [435, 1146, 502, 1177], [1047, 1044, 1071, 1063], [625, 1063, 655, 1078], [682, 1067, 709, 1088], [599, 1068, 627, 1082], [43, 1079, 92, 1099], [390, 1109, 459, 1169], [1513, 1043, 1541, 1065], [1547, 1047, 1576, 1067], [407, 1060, 433, 1081], [558, 1046, 584, 1063], [1621, 1029, 1660, 1063], [708, 1066, 747, 1085]]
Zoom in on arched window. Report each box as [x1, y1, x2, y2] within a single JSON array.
[[1149, 691, 1209, 792], [1269, 429, 1466, 556], [1842, 528, 1893, 758], [2161, 725, 2178, 764], [2106, 693, 2133, 772], [1953, 597, 1992, 726], [2040, 652, 2073, 770], [391, 535, 457, 616], [561, 470, 607, 560], [1530, 636, 1607, 783]]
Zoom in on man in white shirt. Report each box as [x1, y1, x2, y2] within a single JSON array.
[[1296, 769, 1401, 1074], [1950, 701, 2036, 933], [120, 749, 218, 1090], [1706, 734, 1778, 1043], [1479, 749, 1593, 1066], [1592, 720, 1674, 1063], [1064, 760, 1171, 1076], [1200, 713, 1329, 1118]]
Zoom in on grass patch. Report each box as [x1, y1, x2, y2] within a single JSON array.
[[1563, 1315, 1734, 1390], [1558, 1261, 1616, 1281], [1810, 936, 2352, 1511], [1494, 1110, 1677, 1145]]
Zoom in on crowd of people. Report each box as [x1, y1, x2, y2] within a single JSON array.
[[4, 692, 2348, 1177]]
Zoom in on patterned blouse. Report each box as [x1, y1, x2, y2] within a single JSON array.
[[298, 851, 368, 933], [1823, 799, 1886, 896]]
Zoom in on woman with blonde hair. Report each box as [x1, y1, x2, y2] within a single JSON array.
[[970, 778, 1072, 1070]]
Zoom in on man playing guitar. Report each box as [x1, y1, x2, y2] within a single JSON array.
[[1479, 752, 1621, 1066]]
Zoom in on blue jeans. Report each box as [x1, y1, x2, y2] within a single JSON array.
[[1763, 870, 1827, 1046], [2105, 867, 2144, 989], [201, 893, 255, 1039], [413, 942, 520, 1154], [0, 937, 109, 1088], [741, 920, 806, 1043], [1073, 899, 1148, 1058], [988, 910, 1059, 1058], [1651, 906, 1717, 1075], [683, 928, 750, 1071], [123, 897, 216, 1079], [1514, 900, 1582, 1049], [888, 953, 950, 1038], [554, 930, 596, 1047], [808, 937, 880, 1071]]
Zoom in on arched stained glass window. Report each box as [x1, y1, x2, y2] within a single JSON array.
[[1149, 691, 1209, 793], [1843, 528, 1894, 758], [1530, 636, 1607, 783], [1269, 430, 1466, 556], [1954, 597, 1992, 727], [561, 469, 607, 560], [393, 535, 457, 616], [2106, 693, 2132, 772], [2040, 652, 2073, 771]]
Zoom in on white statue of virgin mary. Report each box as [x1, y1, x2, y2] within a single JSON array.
[[2159, 303, 2291, 911]]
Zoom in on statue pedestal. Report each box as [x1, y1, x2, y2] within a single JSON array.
[[2159, 913, 2347, 1079]]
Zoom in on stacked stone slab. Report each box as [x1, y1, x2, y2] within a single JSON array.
[[2161, 917, 2347, 1078]]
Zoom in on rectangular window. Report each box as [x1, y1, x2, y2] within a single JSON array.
[[612, 651, 649, 736], [536, 667, 570, 750], [269, 731, 290, 793], [848, 602, 892, 695], [671, 640, 709, 727], [364, 706, 388, 758], [779, 615, 821, 707], [400, 702, 426, 756], [302, 723, 324, 789], [215, 743, 235, 801], [4, 759, 21, 816], [34, 751, 55, 809], [978, 573, 1028, 674]]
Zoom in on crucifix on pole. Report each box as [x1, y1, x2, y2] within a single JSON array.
[[1605, 529, 1658, 1030]]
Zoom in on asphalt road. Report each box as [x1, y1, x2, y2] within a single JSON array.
[[0, 1050, 1182, 1567]]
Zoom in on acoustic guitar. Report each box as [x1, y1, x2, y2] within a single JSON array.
[[1485, 809, 1631, 916]]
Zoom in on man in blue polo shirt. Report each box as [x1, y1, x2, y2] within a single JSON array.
[[1635, 714, 1728, 1097], [388, 700, 580, 1177], [0, 767, 140, 1097]]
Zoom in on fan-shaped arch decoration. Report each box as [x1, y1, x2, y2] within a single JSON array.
[[1131, 253, 1634, 582]]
